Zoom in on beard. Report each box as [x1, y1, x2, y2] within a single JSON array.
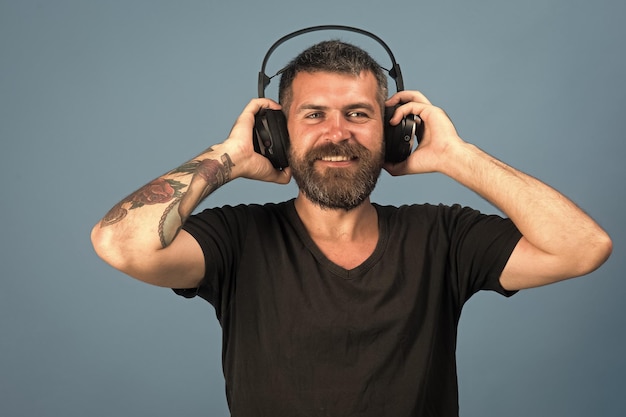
[[289, 140, 384, 211]]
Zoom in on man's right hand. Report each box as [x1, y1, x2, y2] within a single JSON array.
[[223, 98, 292, 184]]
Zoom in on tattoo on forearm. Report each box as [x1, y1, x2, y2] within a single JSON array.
[[100, 152, 235, 249], [158, 197, 183, 248], [193, 155, 233, 198], [160, 154, 235, 247], [100, 177, 186, 227], [157, 156, 235, 247]]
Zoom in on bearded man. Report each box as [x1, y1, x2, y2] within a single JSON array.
[[91, 39, 611, 416]]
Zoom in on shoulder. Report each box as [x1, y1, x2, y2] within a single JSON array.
[[188, 199, 293, 224], [374, 202, 515, 238], [182, 200, 294, 244], [373, 202, 463, 224]]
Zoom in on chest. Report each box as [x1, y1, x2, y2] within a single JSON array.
[[313, 236, 379, 270]]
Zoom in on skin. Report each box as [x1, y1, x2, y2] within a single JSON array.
[[383, 90, 613, 289], [286, 71, 385, 269], [91, 70, 612, 291]]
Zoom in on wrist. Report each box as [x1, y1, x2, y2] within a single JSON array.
[[198, 141, 246, 181], [432, 140, 479, 178]]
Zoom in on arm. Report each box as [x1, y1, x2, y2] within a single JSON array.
[[385, 91, 612, 291], [91, 99, 291, 288]]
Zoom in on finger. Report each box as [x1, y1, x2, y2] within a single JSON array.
[[243, 98, 282, 116], [230, 98, 282, 136], [386, 90, 432, 107], [386, 101, 430, 125]]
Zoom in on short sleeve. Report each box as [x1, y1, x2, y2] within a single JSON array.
[[172, 204, 250, 309], [443, 204, 522, 301]]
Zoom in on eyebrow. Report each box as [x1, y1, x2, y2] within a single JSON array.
[[295, 102, 378, 114]]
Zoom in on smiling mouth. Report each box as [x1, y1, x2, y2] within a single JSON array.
[[319, 155, 355, 162]]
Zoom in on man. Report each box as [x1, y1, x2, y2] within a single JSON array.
[[91, 40, 612, 416]]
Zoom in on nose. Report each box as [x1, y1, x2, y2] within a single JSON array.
[[325, 112, 350, 143]]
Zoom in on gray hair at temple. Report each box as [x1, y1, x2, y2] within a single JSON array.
[[278, 40, 389, 113]]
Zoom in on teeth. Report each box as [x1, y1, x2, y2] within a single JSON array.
[[321, 155, 350, 162]]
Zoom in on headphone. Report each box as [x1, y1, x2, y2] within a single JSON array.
[[253, 25, 422, 169]]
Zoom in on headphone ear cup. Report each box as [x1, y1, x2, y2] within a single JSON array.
[[384, 106, 421, 163], [253, 109, 290, 169]]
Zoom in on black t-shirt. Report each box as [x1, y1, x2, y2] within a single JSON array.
[[176, 200, 522, 416]]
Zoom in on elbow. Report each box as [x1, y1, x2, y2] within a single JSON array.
[[576, 229, 613, 277], [90, 222, 136, 276], [593, 230, 613, 269], [91, 222, 122, 270], [90, 223, 174, 287]]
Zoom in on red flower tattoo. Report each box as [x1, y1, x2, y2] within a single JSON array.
[[129, 178, 179, 208]]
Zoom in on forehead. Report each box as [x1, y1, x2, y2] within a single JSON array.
[[289, 71, 380, 109]]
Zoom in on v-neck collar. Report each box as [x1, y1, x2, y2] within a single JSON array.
[[284, 199, 388, 279]]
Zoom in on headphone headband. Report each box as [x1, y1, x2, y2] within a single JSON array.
[[257, 25, 405, 98]]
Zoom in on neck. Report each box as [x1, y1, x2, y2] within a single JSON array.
[[294, 192, 378, 242]]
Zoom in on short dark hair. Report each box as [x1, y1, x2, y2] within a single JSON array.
[[278, 40, 388, 113]]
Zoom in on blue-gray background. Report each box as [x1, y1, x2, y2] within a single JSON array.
[[1, 0, 624, 416]]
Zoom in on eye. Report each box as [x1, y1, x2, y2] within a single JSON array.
[[346, 111, 370, 121], [305, 112, 324, 119]]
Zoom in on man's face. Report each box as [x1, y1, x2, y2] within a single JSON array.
[[286, 71, 385, 210]]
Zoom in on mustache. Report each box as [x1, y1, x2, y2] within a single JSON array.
[[304, 141, 370, 162]]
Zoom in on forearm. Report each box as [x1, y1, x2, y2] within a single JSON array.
[[443, 142, 612, 279], [91, 98, 290, 285], [385, 90, 611, 287], [91, 145, 234, 271]]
